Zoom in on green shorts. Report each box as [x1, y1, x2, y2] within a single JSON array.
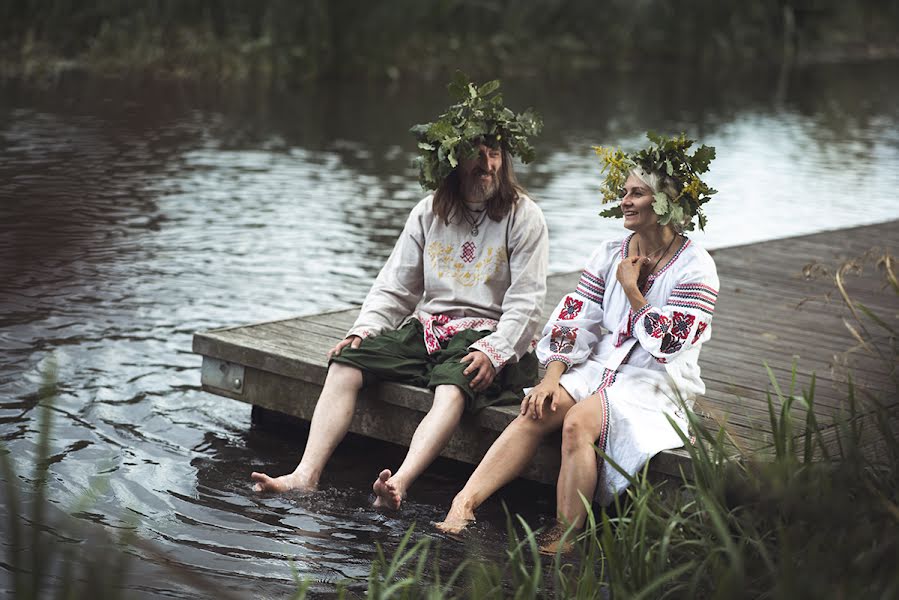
[[330, 320, 537, 412]]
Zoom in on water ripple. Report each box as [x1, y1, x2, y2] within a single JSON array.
[[2, 64, 898, 595]]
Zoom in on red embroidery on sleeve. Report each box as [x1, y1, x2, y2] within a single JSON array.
[[692, 321, 708, 344], [670, 311, 695, 340], [550, 325, 578, 354], [643, 312, 671, 339], [557, 296, 584, 320]]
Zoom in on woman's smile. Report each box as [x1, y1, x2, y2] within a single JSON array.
[[620, 173, 656, 231]]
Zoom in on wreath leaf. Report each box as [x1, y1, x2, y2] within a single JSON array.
[[411, 71, 543, 190], [593, 132, 717, 231]]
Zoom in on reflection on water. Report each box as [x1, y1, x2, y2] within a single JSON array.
[[2, 61, 898, 595]]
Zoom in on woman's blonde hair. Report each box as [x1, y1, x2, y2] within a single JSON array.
[[632, 166, 687, 233]]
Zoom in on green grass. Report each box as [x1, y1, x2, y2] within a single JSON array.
[[353, 251, 899, 598], [0, 359, 133, 599], [352, 380, 897, 599], [0, 360, 246, 599], [3, 252, 897, 597]]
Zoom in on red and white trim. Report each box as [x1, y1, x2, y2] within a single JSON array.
[[417, 313, 499, 355]]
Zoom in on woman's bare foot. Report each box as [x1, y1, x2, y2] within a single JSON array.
[[434, 501, 475, 534], [538, 522, 577, 555], [250, 471, 316, 493], [372, 469, 403, 509]]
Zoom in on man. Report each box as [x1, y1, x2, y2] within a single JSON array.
[[251, 74, 548, 509]]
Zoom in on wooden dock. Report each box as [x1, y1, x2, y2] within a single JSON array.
[[193, 221, 898, 485]]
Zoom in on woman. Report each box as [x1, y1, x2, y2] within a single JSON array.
[[435, 133, 720, 552]]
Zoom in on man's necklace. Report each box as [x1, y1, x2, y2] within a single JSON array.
[[462, 207, 488, 236]]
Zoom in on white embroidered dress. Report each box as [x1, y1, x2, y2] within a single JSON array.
[[536, 234, 719, 505], [347, 194, 549, 370]]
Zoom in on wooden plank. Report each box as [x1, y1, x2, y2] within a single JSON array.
[[193, 219, 898, 483], [700, 349, 888, 401], [202, 361, 689, 484]]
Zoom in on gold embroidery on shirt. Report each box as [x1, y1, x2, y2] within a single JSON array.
[[427, 241, 507, 286]]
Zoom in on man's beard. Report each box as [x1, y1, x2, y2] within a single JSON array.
[[462, 169, 499, 203]]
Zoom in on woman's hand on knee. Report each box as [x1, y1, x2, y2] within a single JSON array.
[[328, 335, 362, 359], [520, 379, 562, 420]]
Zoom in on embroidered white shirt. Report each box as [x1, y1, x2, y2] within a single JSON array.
[[347, 194, 549, 371], [535, 234, 720, 505], [537, 237, 719, 505], [536, 234, 719, 398]]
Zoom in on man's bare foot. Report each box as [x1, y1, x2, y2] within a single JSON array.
[[434, 502, 475, 535], [372, 469, 403, 510], [538, 523, 577, 555], [250, 471, 316, 493]]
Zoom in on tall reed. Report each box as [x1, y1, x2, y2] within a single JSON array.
[[0, 359, 133, 599], [0, 359, 247, 599], [4, 252, 896, 597], [359, 252, 899, 598]]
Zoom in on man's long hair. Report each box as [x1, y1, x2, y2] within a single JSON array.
[[432, 148, 527, 225]]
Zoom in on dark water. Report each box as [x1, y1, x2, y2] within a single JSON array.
[[2, 61, 898, 596]]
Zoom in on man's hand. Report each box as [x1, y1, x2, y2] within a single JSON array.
[[461, 350, 496, 392], [328, 335, 362, 359], [520, 378, 562, 420]]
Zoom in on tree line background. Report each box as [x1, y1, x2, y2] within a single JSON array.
[[2, 0, 898, 85]]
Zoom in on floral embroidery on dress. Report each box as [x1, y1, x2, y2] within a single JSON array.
[[692, 321, 708, 344], [670, 311, 695, 340], [660, 334, 684, 354], [645, 310, 690, 354], [557, 296, 584, 320], [643, 312, 671, 339], [550, 325, 578, 354]]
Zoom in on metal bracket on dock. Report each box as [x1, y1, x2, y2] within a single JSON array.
[[201, 357, 245, 394]]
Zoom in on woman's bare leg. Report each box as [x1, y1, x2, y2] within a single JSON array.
[[540, 392, 606, 553], [435, 388, 576, 534], [251, 362, 364, 492], [372, 384, 466, 509]]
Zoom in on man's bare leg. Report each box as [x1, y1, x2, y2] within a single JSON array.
[[539, 392, 605, 553], [372, 385, 466, 509], [251, 362, 364, 492], [435, 389, 576, 534]]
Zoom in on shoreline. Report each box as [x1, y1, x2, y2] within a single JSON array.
[[3, 43, 898, 89]]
